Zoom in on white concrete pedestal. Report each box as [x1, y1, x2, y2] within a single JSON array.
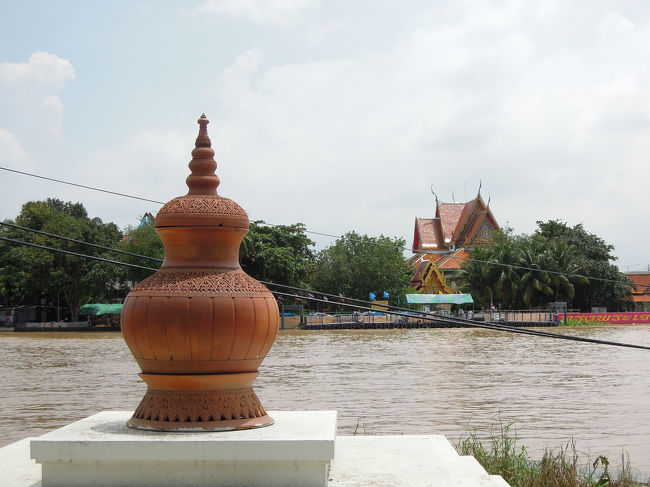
[[1, 411, 511, 486], [30, 410, 336, 487]]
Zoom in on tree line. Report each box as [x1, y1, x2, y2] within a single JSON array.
[[0, 199, 632, 321], [460, 221, 632, 310], [0, 199, 412, 320]]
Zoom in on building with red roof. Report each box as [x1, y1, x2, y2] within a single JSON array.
[[626, 271, 650, 312], [409, 191, 499, 294]]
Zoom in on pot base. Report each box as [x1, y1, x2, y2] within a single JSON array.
[[127, 373, 273, 432]]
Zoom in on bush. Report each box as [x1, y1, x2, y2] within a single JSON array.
[[455, 422, 645, 487]]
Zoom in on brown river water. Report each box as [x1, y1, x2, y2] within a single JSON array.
[[1, 326, 649, 475]]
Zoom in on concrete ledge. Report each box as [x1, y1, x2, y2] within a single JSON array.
[[30, 410, 336, 487], [329, 436, 509, 487], [0, 437, 41, 487], [1, 411, 510, 487]]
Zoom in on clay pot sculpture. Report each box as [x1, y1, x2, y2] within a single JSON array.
[[121, 114, 279, 431]]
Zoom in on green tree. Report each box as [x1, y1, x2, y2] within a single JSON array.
[[538, 239, 584, 302], [239, 221, 315, 289], [460, 221, 630, 311], [534, 220, 631, 311], [517, 238, 552, 308], [458, 245, 496, 308], [311, 232, 412, 305], [0, 199, 125, 320], [118, 215, 163, 284]]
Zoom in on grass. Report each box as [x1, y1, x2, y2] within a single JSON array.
[[455, 422, 647, 487]]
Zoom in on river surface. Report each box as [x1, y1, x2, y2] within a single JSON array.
[[1, 326, 649, 475]]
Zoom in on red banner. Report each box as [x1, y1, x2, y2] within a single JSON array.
[[564, 312, 650, 325]]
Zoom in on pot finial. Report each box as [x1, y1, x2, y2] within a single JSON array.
[[186, 114, 220, 195]]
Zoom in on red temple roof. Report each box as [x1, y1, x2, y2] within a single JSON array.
[[627, 272, 650, 303], [413, 194, 498, 253]]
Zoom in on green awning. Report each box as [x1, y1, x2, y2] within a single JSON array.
[[104, 303, 123, 315], [405, 294, 473, 305], [79, 303, 123, 315]]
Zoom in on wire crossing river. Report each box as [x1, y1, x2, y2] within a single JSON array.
[[1, 326, 649, 474]]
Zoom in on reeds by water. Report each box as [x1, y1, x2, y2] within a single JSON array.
[[455, 423, 647, 487]]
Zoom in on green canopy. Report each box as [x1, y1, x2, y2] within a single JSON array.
[[405, 294, 473, 305], [79, 303, 123, 315]]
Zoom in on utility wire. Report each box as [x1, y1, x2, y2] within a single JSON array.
[[0, 166, 165, 205], [0, 222, 164, 263], [0, 237, 158, 271], [0, 164, 637, 288], [271, 289, 650, 351], [2, 235, 650, 352], [1, 225, 636, 344]]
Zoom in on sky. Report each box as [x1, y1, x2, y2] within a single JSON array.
[[0, 0, 648, 271]]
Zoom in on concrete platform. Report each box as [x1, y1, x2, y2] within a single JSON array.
[[330, 435, 510, 486], [0, 411, 509, 487]]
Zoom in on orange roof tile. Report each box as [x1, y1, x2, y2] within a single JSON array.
[[438, 249, 470, 270], [438, 203, 466, 243], [627, 272, 650, 298], [414, 218, 443, 250]]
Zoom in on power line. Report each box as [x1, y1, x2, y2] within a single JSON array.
[[0, 222, 164, 263], [0, 164, 636, 288], [0, 237, 158, 271], [2, 235, 649, 352], [0, 166, 165, 205], [271, 288, 650, 351]]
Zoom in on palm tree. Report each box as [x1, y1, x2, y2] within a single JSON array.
[[541, 239, 586, 302], [517, 239, 552, 307], [490, 235, 521, 308], [459, 245, 495, 308]]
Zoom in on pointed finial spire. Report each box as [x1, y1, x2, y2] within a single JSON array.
[[186, 114, 220, 195], [430, 185, 438, 205]]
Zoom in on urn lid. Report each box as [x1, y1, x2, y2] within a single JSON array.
[[155, 114, 250, 229]]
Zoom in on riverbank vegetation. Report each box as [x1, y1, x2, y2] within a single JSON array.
[[460, 220, 632, 312], [1, 199, 633, 317], [456, 423, 646, 487]]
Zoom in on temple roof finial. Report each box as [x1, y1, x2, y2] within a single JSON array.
[[430, 185, 438, 206]]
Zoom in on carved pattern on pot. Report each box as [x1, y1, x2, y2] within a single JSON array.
[[158, 194, 247, 217], [132, 388, 267, 423], [129, 269, 270, 296]]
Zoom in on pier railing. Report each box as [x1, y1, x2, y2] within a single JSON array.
[[304, 313, 393, 326]]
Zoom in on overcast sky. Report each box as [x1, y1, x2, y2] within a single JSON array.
[[1, 0, 648, 271]]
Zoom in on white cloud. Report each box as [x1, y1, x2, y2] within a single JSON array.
[[0, 52, 75, 141], [74, 128, 193, 228], [0, 51, 75, 90], [0, 128, 28, 162], [194, 0, 316, 23], [42, 96, 65, 136], [201, 3, 650, 269], [598, 12, 635, 40]]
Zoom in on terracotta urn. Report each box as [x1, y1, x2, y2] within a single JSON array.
[[121, 114, 279, 431]]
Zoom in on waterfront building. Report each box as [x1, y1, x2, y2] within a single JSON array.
[[626, 271, 650, 312], [409, 190, 499, 294]]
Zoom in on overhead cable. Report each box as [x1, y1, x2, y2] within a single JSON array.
[[0, 237, 158, 271], [0, 222, 164, 263], [0, 164, 636, 287], [2, 236, 649, 352]]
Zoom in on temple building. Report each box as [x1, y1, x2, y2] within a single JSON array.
[[626, 271, 650, 312], [409, 191, 499, 294]]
